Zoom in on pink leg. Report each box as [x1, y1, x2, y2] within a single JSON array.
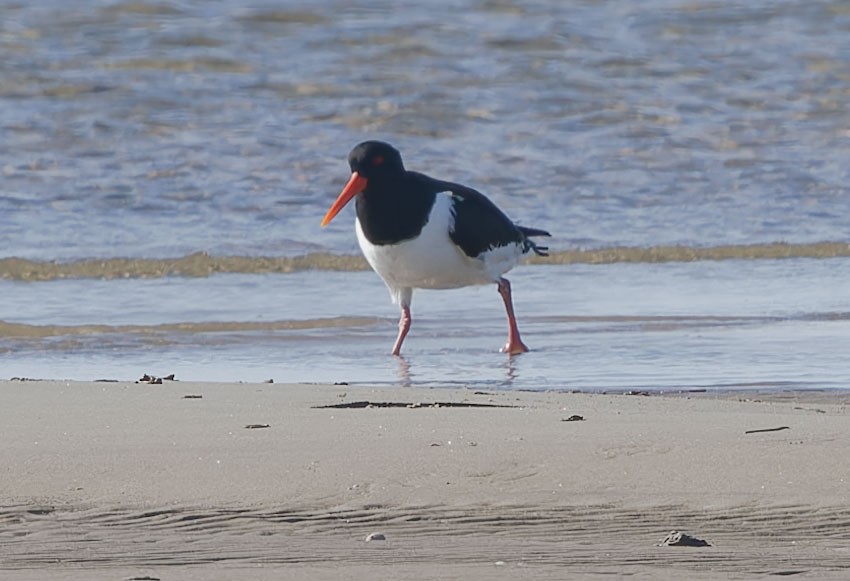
[[391, 305, 411, 356], [497, 278, 529, 355]]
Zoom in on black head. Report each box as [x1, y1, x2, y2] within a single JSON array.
[[347, 140, 405, 181], [321, 141, 407, 227]]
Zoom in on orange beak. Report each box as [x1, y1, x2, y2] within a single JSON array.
[[321, 172, 368, 227]]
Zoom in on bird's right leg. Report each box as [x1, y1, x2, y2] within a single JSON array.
[[391, 288, 413, 356], [391, 305, 411, 356]]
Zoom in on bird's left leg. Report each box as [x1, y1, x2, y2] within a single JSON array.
[[391, 288, 413, 356], [497, 277, 529, 355]]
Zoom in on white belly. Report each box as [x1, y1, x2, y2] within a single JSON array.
[[356, 193, 496, 301]]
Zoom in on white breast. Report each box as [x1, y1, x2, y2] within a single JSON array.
[[356, 193, 498, 302]]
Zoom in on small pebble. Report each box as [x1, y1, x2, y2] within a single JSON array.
[[365, 532, 386, 542]]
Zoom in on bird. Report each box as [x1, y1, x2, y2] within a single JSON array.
[[321, 140, 550, 356]]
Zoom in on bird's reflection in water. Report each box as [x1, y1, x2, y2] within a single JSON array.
[[395, 355, 411, 387], [392, 352, 519, 389], [500, 356, 518, 388]]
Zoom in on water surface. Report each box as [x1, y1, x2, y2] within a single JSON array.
[[2, 0, 849, 390]]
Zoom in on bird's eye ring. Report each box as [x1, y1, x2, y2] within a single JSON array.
[[373, 155, 384, 166]]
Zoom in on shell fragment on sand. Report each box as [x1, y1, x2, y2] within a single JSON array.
[[658, 531, 710, 547]]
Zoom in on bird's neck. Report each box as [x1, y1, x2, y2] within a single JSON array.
[[355, 174, 437, 246]]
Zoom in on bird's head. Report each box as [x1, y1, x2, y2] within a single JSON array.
[[321, 141, 405, 227]]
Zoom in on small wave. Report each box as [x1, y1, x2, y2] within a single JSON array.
[[1, 242, 848, 281], [0, 317, 381, 339], [0, 252, 369, 281], [532, 241, 850, 266]]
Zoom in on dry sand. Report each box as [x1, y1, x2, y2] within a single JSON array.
[[1, 379, 849, 580]]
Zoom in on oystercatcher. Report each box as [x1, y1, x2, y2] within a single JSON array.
[[321, 141, 550, 356]]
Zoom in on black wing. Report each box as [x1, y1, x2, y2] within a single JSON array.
[[414, 175, 550, 259]]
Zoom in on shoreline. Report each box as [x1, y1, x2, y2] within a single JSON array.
[[2, 380, 849, 579]]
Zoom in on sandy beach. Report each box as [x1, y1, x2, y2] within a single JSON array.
[[1, 379, 849, 580]]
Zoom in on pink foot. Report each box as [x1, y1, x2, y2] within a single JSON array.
[[501, 339, 530, 355]]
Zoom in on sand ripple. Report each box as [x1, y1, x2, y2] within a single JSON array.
[[1, 503, 848, 576]]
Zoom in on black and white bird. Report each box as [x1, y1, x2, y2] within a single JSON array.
[[321, 140, 550, 356]]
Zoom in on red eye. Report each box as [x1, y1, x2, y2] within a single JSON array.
[[373, 155, 384, 166]]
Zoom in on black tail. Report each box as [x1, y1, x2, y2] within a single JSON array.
[[518, 226, 551, 257]]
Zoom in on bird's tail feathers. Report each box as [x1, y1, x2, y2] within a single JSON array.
[[518, 226, 551, 238], [518, 226, 551, 257], [528, 241, 549, 257]]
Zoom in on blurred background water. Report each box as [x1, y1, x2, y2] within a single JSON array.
[[2, 0, 849, 389]]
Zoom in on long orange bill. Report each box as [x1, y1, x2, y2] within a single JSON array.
[[321, 172, 368, 227]]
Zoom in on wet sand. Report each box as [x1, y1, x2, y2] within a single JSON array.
[[1, 379, 849, 579]]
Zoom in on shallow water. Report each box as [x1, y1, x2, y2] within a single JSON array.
[[2, 0, 849, 389], [4, 259, 850, 390]]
